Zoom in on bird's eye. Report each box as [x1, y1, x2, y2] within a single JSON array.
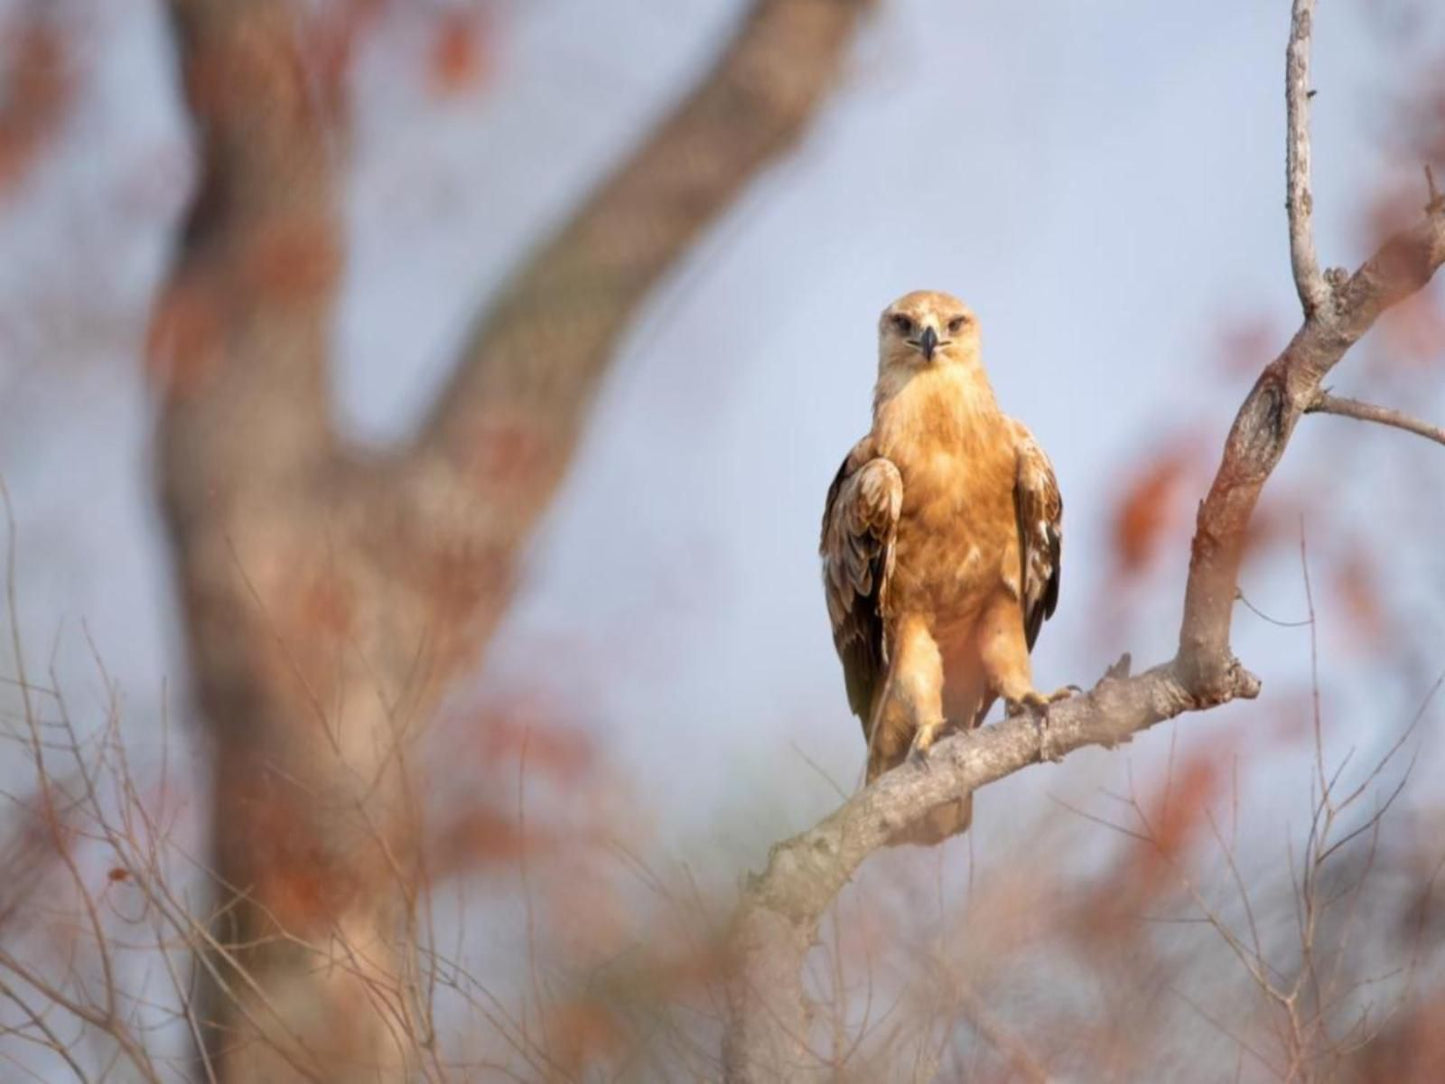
[[890, 314, 913, 336], [947, 315, 969, 335]]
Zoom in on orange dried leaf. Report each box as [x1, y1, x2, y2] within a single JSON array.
[[545, 1000, 623, 1073], [296, 573, 355, 637], [481, 711, 597, 784], [1217, 315, 1278, 378], [428, 804, 535, 876], [1377, 290, 1445, 367], [242, 221, 342, 302], [146, 275, 224, 397], [1111, 447, 1194, 576], [1150, 753, 1220, 862], [429, 14, 488, 95], [0, 18, 72, 198], [1333, 544, 1387, 646]]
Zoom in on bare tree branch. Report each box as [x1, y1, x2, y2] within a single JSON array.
[[1287, 0, 1330, 316], [721, 5, 1445, 1079], [1306, 392, 1445, 447]]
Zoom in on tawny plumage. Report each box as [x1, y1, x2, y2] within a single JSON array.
[[821, 290, 1066, 845]]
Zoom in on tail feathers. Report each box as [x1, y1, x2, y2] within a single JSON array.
[[880, 706, 988, 848]]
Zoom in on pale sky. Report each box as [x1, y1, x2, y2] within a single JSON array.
[[1, 0, 1443, 891]]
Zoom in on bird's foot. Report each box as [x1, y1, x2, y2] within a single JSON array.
[[906, 720, 944, 770], [1004, 685, 1073, 717], [1004, 687, 1075, 762]]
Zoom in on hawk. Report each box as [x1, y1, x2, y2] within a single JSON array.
[[821, 290, 1067, 845]]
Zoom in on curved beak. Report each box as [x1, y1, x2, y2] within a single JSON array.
[[917, 326, 939, 361]]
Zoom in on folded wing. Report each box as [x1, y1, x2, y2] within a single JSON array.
[[820, 442, 902, 731], [1011, 422, 1062, 651]]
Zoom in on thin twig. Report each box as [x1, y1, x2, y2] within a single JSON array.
[[1236, 588, 1314, 628], [950, 977, 1052, 1084], [1306, 393, 1445, 448], [1286, 0, 1330, 315]]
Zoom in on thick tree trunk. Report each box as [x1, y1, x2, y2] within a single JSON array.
[[149, 1, 874, 1078]]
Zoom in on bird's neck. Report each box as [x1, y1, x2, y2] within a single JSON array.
[[872, 359, 999, 432]]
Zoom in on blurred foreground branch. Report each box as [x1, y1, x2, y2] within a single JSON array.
[[722, 5, 1445, 1080], [407, 0, 881, 605], [151, 0, 875, 1079]]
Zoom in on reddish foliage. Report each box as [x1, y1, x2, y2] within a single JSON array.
[[545, 1000, 624, 1075], [1110, 443, 1198, 577], [1331, 543, 1387, 647], [1264, 687, 1319, 744], [422, 695, 608, 878], [0, 14, 71, 199], [218, 766, 362, 931], [490, 722, 594, 786], [243, 221, 343, 303], [428, 803, 535, 875], [1078, 748, 1226, 943], [146, 274, 224, 397], [1366, 184, 1423, 246], [259, 854, 341, 930], [468, 411, 557, 500], [472, 701, 598, 786], [1353, 992, 1445, 1083], [1375, 289, 1445, 367], [429, 13, 490, 96], [1405, 61, 1445, 167], [1237, 491, 1301, 561], [1359, 175, 1445, 367], [1148, 753, 1220, 864], [1217, 314, 1280, 378], [295, 572, 356, 639], [307, 0, 392, 117]]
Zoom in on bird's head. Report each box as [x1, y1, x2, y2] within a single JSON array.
[[877, 290, 979, 372]]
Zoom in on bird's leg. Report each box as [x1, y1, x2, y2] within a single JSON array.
[[977, 591, 1073, 760], [906, 716, 948, 770], [885, 617, 945, 771]]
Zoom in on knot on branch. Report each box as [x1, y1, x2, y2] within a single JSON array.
[[1178, 653, 1261, 708], [1236, 380, 1289, 468]]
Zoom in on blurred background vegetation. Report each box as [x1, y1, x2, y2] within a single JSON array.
[[0, 0, 1443, 1080]]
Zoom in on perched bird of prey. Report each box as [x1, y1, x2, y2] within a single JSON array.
[[820, 290, 1067, 844]]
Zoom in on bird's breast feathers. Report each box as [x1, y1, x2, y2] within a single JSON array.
[[866, 368, 1024, 617]]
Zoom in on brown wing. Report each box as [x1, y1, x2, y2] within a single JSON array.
[[1011, 422, 1062, 651], [820, 440, 902, 729]]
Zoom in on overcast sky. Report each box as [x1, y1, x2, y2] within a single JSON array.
[[2, 0, 1443, 881]]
